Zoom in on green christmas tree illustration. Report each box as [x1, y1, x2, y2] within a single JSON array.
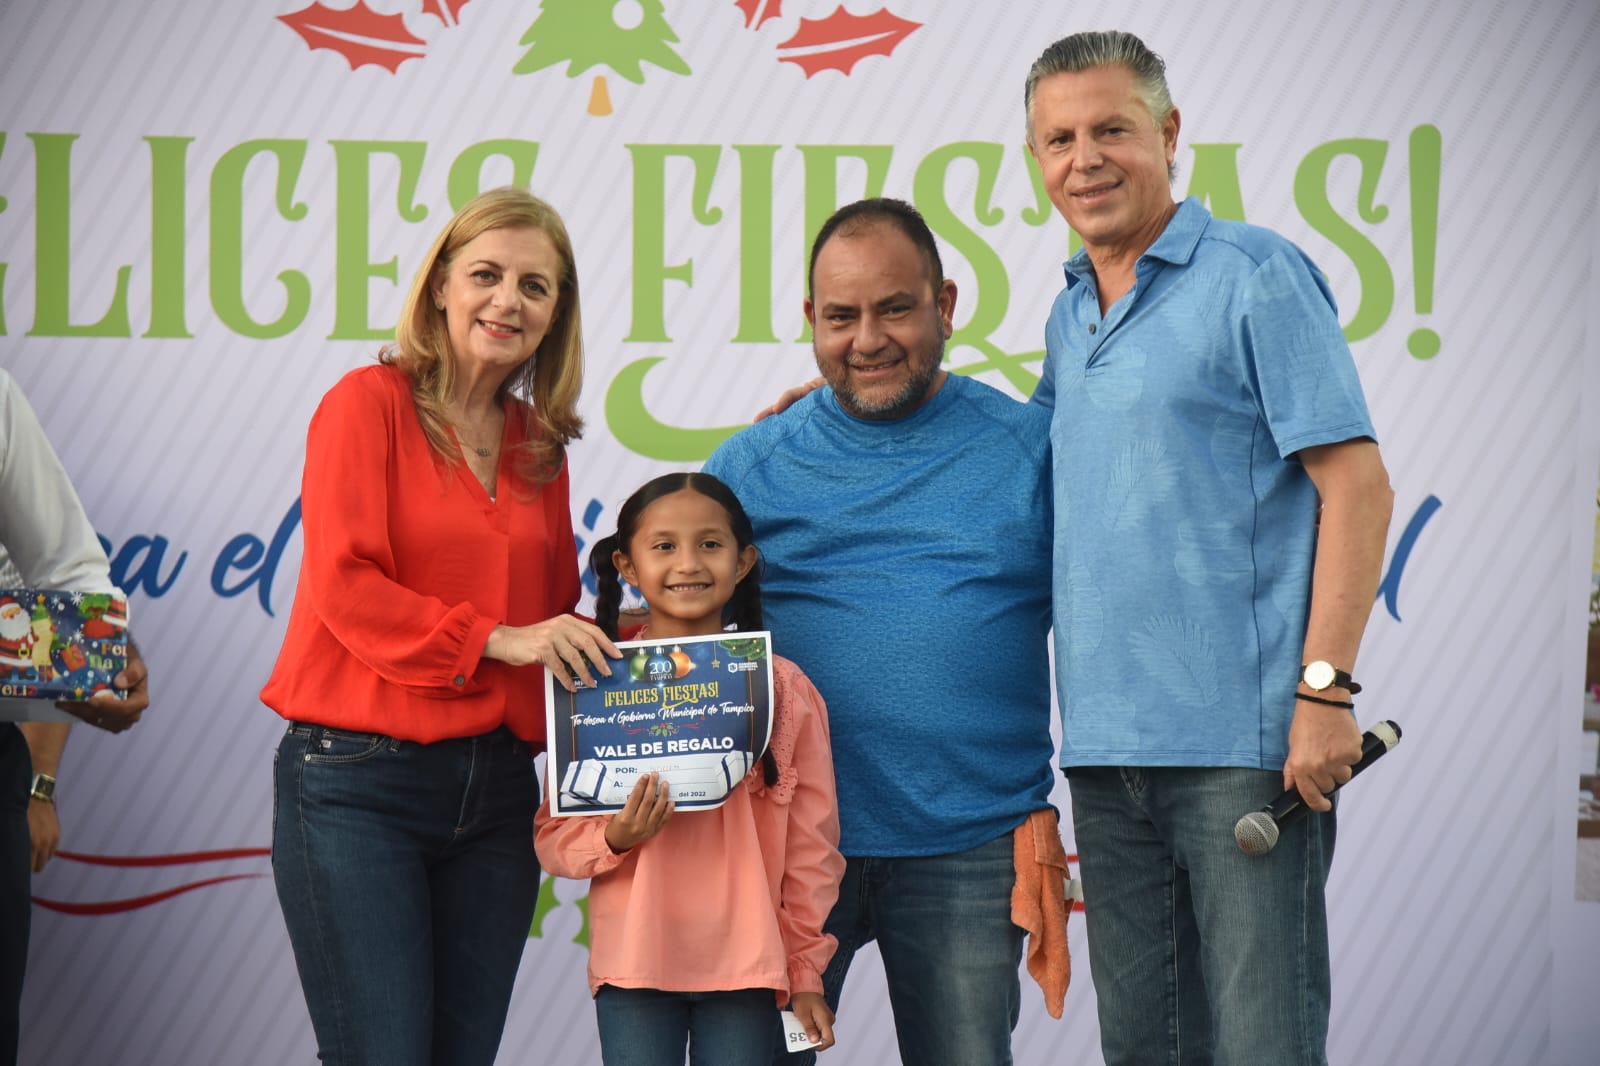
[[513, 0, 692, 115]]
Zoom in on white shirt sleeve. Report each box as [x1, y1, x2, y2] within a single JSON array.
[[0, 368, 114, 592]]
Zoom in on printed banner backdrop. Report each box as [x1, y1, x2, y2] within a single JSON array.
[[3, 1, 1598, 1063]]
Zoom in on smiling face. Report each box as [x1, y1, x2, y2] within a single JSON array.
[[1027, 63, 1180, 262], [0, 602, 25, 643], [805, 223, 956, 421], [430, 225, 562, 383], [615, 489, 758, 640]]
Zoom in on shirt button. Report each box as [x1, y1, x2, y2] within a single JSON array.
[[453, 675, 467, 686], [1088, 323, 1097, 334]]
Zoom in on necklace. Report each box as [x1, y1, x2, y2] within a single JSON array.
[[449, 406, 502, 461], [452, 425, 497, 458]]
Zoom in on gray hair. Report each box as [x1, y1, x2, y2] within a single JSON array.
[[1023, 31, 1175, 146]]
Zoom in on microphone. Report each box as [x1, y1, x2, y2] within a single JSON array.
[[1234, 720, 1402, 856]]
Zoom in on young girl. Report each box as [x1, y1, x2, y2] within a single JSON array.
[[535, 472, 844, 1066]]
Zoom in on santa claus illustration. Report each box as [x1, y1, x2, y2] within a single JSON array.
[[0, 596, 34, 679]]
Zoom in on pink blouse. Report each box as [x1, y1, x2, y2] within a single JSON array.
[[535, 654, 843, 1003]]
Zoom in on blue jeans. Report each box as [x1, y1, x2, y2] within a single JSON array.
[[777, 831, 1024, 1066], [1066, 766, 1336, 1066], [595, 985, 780, 1066], [272, 722, 541, 1066]]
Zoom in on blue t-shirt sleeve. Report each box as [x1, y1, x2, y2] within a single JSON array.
[[702, 437, 742, 487], [1030, 319, 1060, 411], [1241, 248, 1376, 459], [703, 430, 769, 510]]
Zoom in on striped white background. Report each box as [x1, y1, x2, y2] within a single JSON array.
[[3, 1, 1598, 1063]]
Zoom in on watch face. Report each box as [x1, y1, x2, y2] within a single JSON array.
[[1304, 661, 1336, 690]]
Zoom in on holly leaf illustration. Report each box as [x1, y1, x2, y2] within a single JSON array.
[[775, 5, 922, 77], [735, 0, 783, 31], [421, 0, 473, 27], [278, 1, 427, 74]]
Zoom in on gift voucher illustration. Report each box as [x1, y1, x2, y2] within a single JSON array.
[[545, 632, 774, 817]]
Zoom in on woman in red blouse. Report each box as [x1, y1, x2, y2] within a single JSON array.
[[262, 187, 618, 1066]]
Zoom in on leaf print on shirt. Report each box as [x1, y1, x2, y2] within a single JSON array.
[[1208, 409, 1256, 490], [1065, 691, 1141, 751], [1104, 438, 1177, 531], [1062, 563, 1104, 653], [1265, 533, 1316, 628], [1128, 614, 1222, 707], [1173, 520, 1254, 588], [1083, 346, 1145, 411]]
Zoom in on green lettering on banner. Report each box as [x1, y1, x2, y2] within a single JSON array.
[[914, 141, 1040, 394], [627, 144, 723, 343], [1294, 137, 1394, 343], [146, 136, 195, 338], [210, 139, 310, 339], [329, 141, 429, 340], [604, 356, 747, 461], [798, 144, 893, 340], [447, 139, 541, 213], [29, 133, 132, 337], [1405, 125, 1441, 359], [0, 129, 1437, 368], [1186, 143, 1246, 222], [732, 144, 780, 343]]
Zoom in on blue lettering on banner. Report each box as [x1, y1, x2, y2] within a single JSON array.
[[1376, 494, 1441, 622], [89, 495, 1441, 622], [97, 533, 187, 597], [210, 498, 303, 616], [573, 497, 604, 596]]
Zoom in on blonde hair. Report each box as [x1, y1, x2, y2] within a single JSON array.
[[383, 186, 584, 483]]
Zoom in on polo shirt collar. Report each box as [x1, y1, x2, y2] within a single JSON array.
[[1061, 197, 1211, 290]]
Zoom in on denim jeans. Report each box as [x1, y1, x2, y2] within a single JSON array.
[[272, 722, 541, 1066], [1066, 766, 1336, 1066], [595, 985, 780, 1066], [776, 831, 1024, 1066], [1, 725, 29, 1066]]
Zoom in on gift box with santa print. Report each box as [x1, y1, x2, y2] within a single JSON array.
[[0, 588, 130, 705]]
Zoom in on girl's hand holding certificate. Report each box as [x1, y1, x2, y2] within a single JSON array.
[[603, 770, 675, 853]]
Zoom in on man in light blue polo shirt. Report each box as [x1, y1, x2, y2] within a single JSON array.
[[1025, 31, 1395, 1065]]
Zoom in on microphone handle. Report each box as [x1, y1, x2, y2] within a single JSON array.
[[1263, 720, 1402, 825]]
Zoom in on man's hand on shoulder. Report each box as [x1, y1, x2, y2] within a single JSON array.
[[755, 377, 824, 422]]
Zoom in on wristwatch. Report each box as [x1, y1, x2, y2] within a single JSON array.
[[29, 773, 56, 804], [1301, 661, 1361, 695]]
